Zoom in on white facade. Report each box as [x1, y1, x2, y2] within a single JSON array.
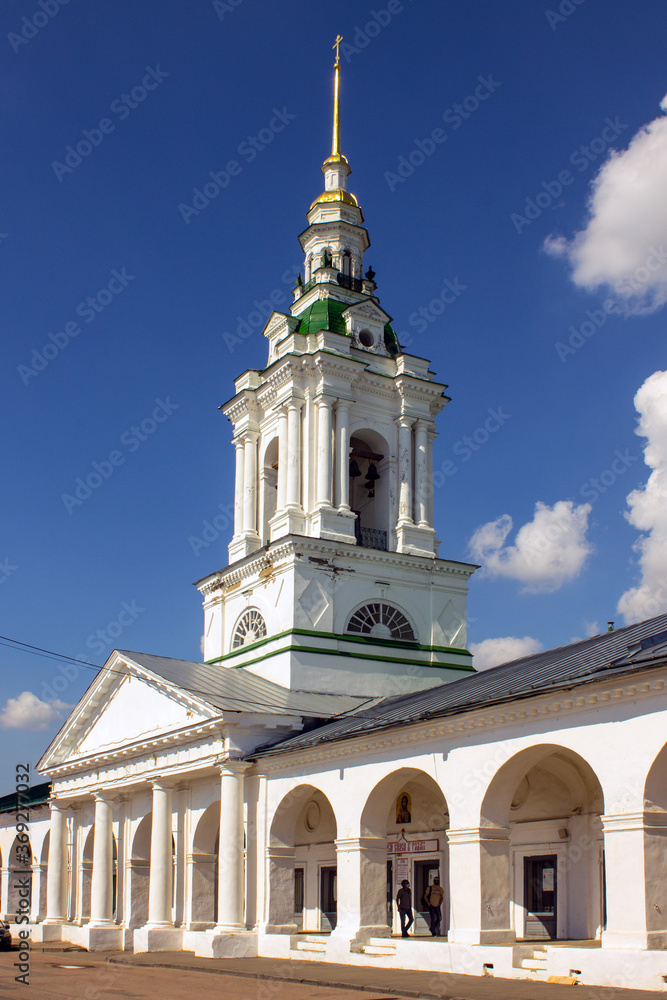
[[3, 55, 667, 994]]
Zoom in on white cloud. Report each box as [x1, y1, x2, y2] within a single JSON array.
[[0, 691, 71, 731], [545, 94, 667, 315], [469, 500, 593, 592], [617, 370, 667, 623], [470, 636, 543, 671]]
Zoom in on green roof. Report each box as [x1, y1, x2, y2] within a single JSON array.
[[296, 298, 348, 337], [296, 297, 402, 357]]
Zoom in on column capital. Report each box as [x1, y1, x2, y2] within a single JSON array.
[[395, 413, 415, 428], [414, 418, 430, 432], [150, 777, 176, 791], [92, 790, 117, 804], [215, 756, 251, 776]]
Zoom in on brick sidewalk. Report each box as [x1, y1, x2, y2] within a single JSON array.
[[107, 952, 664, 999]]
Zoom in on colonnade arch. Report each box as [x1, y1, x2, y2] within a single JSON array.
[[360, 767, 450, 937], [267, 784, 337, 933], [6, 836, 32, 918], [191, 802, 219, 927], [641, 742, 667, 945], [474, 744, 605, 942]]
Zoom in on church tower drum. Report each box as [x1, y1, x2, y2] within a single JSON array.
[[196, 43, 477, 697]]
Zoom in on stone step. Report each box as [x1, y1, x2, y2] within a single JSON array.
[[521, 958, 548, 970], [363, 944, 396, 956], [293, 939, 327, 953]]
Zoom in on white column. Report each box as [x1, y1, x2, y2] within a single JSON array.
[[147, 781, 173, 928], [601, 812, 658, 949], [301, 392, 313, 517], [216, 760, 250, 932], [277, 410, 288, 511], [333, 837, 387, 943], [414, 420, 429, 526], [397, 416, 414, 524], [89, 794, 114, 926], [44, 801, 67, 923], [447, 826, 513, 945], [0, 864, 10, 917], [316, 397, 333, 507], [286, 401, 302, 508], [233, 437, 245, 536], [335, 401, 350, 510], [243, 432, 259, 536], [427, 428, 436, 527]]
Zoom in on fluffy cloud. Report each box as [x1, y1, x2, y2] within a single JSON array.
[[470, 635, 543, 671], [617, 371, 667, 622], [469, 500, 593, 592], [545, 95, 667, 315], [0, 691, 71, 731]]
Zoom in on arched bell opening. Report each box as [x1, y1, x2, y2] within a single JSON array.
[[349, 430, 390, 550], [260, 436, 279, 544]]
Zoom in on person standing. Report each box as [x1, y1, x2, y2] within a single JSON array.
[[396, 879, 414, 937], [424, 875, 444, 937]]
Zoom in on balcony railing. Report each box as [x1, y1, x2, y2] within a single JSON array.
[[358, 526, 388, 550], [337, 272, 363, 292]]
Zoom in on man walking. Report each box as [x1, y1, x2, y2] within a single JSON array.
[[396, 879, 414, 937], [424, 875, 444, 937]]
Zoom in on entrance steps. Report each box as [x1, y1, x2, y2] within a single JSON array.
[[363, 937, 397, 957], [292, 934, 328, 954], [519, 946, 548, 979]]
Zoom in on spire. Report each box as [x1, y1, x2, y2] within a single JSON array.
[[311, 36, 356, 211], [331, 34, 343, 160]]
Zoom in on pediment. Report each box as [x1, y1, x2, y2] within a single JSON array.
[[38, 653, 219, 771], [342, 300, 390, 324]]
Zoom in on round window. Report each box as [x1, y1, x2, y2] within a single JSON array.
[[358, 329, 374, 348]]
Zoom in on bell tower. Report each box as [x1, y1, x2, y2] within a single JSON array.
[[196, 42, 477, 697]]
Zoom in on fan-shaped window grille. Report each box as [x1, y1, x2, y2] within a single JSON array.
[[346, 603, 416, 641], [232, 609, 268, 649]]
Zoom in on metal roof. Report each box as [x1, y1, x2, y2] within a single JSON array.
[[117, 650, 370, 719], [253, 614, 667, 758], [0, 781, 51, 814]]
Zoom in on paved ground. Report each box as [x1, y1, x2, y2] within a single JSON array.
[[0, 946, 664, 1000]]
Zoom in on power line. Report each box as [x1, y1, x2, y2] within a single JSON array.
[[0, 634, 373, 721]]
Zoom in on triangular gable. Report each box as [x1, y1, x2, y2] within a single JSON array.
[[38, 651, 220, 772]]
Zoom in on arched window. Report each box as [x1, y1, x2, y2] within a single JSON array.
[[346, 603, 416, 641], [232, 609, 268, 649]]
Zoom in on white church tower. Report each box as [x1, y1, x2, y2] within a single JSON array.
[[197, 42, 476, 697]]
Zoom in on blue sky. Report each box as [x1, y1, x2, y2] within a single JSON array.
[[2, 0, 667, 788]]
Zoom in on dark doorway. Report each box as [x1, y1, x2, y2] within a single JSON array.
[[294, 867, 304, 930], [320, 866, 337, 931], [414, 859, 440, 936], [386, 859, 393, 926], [524, 855, 557, 939]]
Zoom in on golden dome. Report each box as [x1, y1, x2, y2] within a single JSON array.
[[310, 188, 359, 210]]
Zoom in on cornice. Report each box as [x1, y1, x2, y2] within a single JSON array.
[[253, 673, 667, 773], [197, 536, 477, 596]]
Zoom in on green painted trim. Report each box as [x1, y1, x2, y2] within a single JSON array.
[[207, 626, 471, 664], [206, 641, 474, 673]]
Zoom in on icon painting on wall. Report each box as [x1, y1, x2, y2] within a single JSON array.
[[396, 792, 412, 823]]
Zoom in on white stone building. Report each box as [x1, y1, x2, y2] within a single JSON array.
[[3, 51, 667, 991]]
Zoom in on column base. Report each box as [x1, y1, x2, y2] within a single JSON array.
[[310, 506, 357, 543], [395, 522, 437, 557], [194, 930, 258, 959], [134, 924, 183, 953], [269, 508, 305, 542], [228, 532, 262, 562], [87, 918, 115, 929], [601, 929, 650, 949]]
